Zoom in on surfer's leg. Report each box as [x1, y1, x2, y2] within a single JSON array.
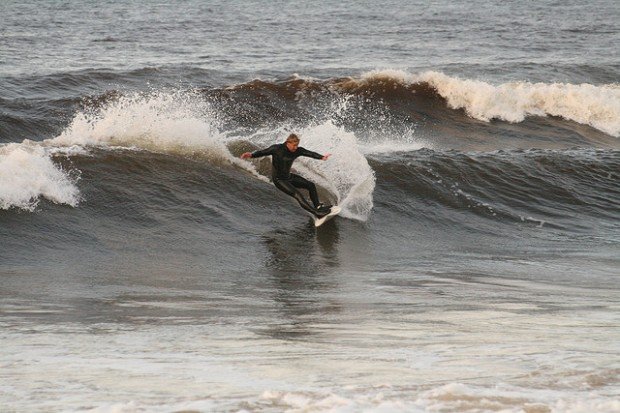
[[273, 178, 323, 216], [290, 174, 320, 207]]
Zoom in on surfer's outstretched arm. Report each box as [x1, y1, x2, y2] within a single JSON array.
[[298, 147, 331, 161], [241, 144, 278, 159]]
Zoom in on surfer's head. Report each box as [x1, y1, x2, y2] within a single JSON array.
[[285, 133, 300, 152]]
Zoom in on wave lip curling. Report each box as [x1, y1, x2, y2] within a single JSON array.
[[0, 144, 80, 211]]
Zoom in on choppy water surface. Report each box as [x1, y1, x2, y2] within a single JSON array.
[[1, 1, 619, 412]]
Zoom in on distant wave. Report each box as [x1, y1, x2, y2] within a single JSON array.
[[336, 70, 620, 137], [3, 69, 619, 148], [188, 70, 620, 137]]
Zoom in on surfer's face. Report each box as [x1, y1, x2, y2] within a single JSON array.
[[286, 141, 299, 152]]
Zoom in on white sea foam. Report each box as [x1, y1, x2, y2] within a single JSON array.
[[361, 69, 620, 137], [255, 384, 620, 413], [27, 382, 619, 413], [0, 143, 80, 211], [3, 302, 618, 413], [49, 91, 269, 181], [416, 383, 620, 413], [51, 91, 230, 157], [296, 121, 376, 221], [248, 385, 620, 413]]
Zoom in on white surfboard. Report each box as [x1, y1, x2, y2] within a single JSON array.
[[314, 206, 341, 227]]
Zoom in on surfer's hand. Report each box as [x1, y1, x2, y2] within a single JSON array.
[[322, 153, 331, 160], [241, 152, 252, 159]]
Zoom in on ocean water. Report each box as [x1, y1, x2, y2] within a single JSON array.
[[1, 1, 619, 412]]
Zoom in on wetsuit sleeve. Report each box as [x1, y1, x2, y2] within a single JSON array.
[[251, 144, 279, 158], [297, 147, 324, 160]]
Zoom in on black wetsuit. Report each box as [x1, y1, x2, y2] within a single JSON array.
[[250, 143, 325, 216]]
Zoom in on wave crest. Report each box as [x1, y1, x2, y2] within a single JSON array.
[[0, 143, 80, 211], [357, 70, 620, 137], [51, 91, 231, 157]]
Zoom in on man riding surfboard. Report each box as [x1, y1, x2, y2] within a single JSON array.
[[240, 133, 333, 218]]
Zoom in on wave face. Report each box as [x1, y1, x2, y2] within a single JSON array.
[[371, 148, 619, 235], [1, 71, 618, 222]]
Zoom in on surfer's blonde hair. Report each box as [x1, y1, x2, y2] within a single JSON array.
[[286, 133, 300, 144]]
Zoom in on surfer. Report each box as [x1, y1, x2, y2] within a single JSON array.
[[241, 133, 333, 217]]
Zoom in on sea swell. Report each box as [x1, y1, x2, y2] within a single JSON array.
[[1, 143, 617, 246], [1, 71, 618, 237], [370, 148, 620, 235]]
